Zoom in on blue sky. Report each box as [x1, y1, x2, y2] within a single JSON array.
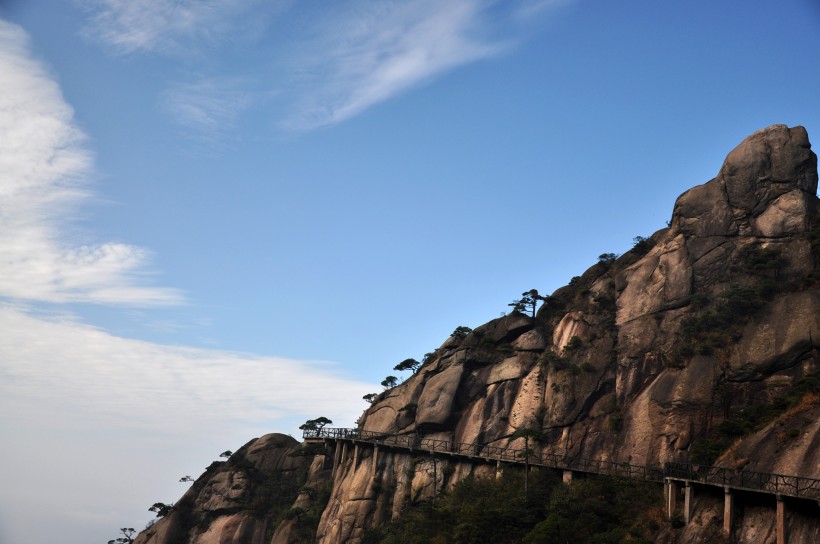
[[1, 1, 819, 543]]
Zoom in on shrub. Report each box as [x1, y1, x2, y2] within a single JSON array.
[[566, 336, 582, 350], [734, 244, 785, 276], [632, 236, 654, 255], [607, 413, 624, 432]]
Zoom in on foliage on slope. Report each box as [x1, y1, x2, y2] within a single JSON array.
[[361, 469, 663, 544]]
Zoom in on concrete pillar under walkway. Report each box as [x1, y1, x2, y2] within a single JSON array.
[[562, 470, 573, 485], [683, 482, 694, 524], [666, 479, 679, 519], [723, 486, 734, 538], [371, 446, 380, 480], [332, 442, 341, 477], [776, 495, 786, 544]]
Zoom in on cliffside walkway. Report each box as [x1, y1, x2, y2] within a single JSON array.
[[303, 427, 820, 501], [305, 427, 819, 543]]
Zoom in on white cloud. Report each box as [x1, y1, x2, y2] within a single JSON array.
[[0, 303, 375, 544], [0, 19, 182, 305], [281, 0, 506, 131], [78, 0, 270, 54], [0, 303, 372, 436]]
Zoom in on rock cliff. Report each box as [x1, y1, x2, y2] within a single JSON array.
[[134, 125, 819, 544]]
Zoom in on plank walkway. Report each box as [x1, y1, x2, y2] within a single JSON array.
[[304, 427, 820, 501]]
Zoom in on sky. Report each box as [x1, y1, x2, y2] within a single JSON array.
[[0, 1, 819, 543]]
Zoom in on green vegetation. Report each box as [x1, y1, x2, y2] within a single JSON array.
[[632, 235, 654, 256], [107, 527, 136, 544], [690, 372, 819, 465], [451, 326, 473, 339], [394, 358, 421, 373], [381, 376, 399, 389], [565, 335, 582, 350], [538, 350, 570, 371], [299, 417, 333, 432], [677, 244, 785, 360], [149, 502, 173, 518], [288, 442, 327, 458], [278, 481, 333, 543], [598, 253, 619, 264], [508, 289, 547, 318], [362, 470, 662, 544], [399, 402, 418, 418]]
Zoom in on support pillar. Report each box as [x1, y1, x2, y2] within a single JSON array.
[[371, 445, 380, 480], [683, 482, 694, 524], [666, 479, 679, 519], [562, 470, 573, 485], [332, 442, 341, 476], [353, 444, 359, 468], [776, 495, 786, 544], [495, 460, 503, 479], [723, 486, 734, 538]]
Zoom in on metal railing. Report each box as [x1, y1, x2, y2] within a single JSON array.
[[304, 427, 820, 500]]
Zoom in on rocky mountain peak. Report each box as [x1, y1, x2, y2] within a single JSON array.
[[131, 125, 820, 544], [672, 124, 818, 240]]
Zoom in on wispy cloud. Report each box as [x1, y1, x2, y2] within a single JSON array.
[[78, 0, 270, 55], [281, 0, 507, 131], [77, 1, 572, 135], [162, 78, 254, 144], [0, 19, 181, 305]]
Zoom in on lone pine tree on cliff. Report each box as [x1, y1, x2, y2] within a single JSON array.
[[299, 416, 333, 432], [508, 289, 546, 318]]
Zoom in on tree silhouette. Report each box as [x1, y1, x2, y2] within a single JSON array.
[[381, 376, 398, 389], [393, 358, 420, 373], [107, 527, 135, 544], [149, 502, 173, 518], [509, 427, 546, 496], [508, 289, 546, 318], [299, 417, 333, 431]]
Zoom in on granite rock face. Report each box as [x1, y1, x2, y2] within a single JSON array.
[[132, 125, 820, 544], [132, 434, 314, 544], [318, 125, 819, 542]]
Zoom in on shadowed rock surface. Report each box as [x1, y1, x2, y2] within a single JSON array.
[[133, 125, 820, 544]]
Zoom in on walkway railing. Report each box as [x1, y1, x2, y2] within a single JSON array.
[[304, 427, 820, 500]]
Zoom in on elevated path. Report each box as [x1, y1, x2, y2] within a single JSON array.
[[304, 427, 819, 501]]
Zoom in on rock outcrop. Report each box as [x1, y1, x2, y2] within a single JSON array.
[[133, 125, 820, 544], [133, 434, 317, 544]]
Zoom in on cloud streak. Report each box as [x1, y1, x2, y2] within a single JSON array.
[[78, 0, 269, 55], [281, 0, 506, 131], [0, 19, 181, 305], [77, 1, 573, 135], [162, 78, 254, 144]]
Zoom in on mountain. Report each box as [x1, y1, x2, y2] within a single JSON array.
[[132, 125, 819, 544]]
